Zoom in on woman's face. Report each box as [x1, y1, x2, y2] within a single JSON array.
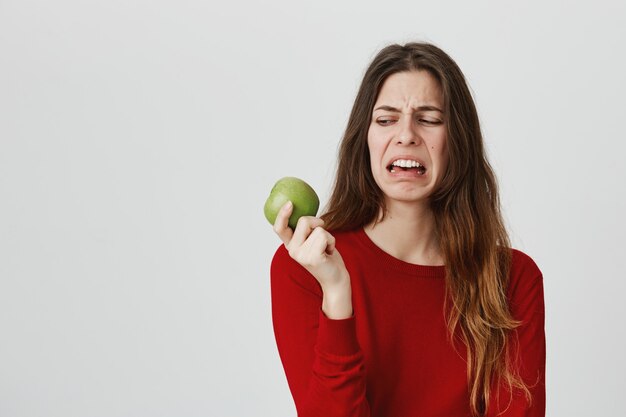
[[367, 70, 448, 206]]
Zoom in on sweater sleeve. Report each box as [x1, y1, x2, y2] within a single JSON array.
[[487, 250, 546, 417], [270, 244, 371, 417]]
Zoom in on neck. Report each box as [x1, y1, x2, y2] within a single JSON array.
[[364, 199, 444, 266]]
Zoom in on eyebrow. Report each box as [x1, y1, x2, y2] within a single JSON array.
[[374, 104, 444, 114]]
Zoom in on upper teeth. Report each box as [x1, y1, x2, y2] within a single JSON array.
[[391, 159, 422, 168]]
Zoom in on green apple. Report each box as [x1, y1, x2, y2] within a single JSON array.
[[264, 177, 320, 230]]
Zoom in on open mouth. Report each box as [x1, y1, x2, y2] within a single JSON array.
[[386, 162, 427, 176]]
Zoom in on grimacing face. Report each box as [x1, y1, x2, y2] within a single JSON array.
[[367, 70, 449, 205]]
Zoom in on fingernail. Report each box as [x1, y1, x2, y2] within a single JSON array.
[[283, 201, 292, 210]]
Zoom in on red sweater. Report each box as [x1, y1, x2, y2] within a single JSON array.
[[270, 227, 545, 417]]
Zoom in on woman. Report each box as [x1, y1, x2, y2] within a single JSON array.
[[270, 42, 545, 417]]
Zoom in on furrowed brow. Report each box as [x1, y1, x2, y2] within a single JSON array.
[[374, 105, 444, 113]]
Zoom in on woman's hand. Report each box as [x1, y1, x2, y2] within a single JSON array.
[[273, 201, 350, 295]]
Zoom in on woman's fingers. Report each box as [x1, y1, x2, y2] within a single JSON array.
[[272, 201, 331, 263], [273, 211, 346, 291], [296, 226, 331, 266], [290, 215, 325, 249], [325, 233, 336, 255], [310, 227, 335, 257], [273, 201, 294, 245]]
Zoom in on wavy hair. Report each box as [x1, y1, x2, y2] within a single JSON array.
[[319, 42, 532, 416]]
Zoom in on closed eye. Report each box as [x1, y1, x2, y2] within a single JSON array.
[[421, 119, 442, 125], [376, 119, 442, 126]]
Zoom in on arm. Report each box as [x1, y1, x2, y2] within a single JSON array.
[[487, 261, 546, 416], [271, 245, 371, 417]]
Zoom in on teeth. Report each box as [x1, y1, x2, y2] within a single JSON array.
[[391, 159, 422, 168]]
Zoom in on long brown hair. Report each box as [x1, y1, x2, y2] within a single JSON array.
[[319, 42, 532, 416]]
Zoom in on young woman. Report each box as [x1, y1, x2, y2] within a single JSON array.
[[270, 42, 545, 417]]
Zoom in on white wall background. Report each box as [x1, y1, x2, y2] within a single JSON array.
[[1, 1, 625, 416]]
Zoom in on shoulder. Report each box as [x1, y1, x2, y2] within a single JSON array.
[[507, 248, 545, 317], [510, 248, 543, 282]]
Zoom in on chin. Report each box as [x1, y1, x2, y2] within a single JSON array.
[[385, 190, 431, 204]]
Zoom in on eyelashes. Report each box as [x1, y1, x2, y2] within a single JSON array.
[[376, 119, 442, 126]]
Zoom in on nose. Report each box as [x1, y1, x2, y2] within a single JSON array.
[[395, 117, 422, 145]]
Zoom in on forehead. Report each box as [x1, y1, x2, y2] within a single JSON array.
[[374, 70, 443, 107]]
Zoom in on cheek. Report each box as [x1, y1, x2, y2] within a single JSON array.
[[428, 136, 448, 169], [367, 132, 381, 161], [367, 140, 386, 181], [439, 144, 449, 172]]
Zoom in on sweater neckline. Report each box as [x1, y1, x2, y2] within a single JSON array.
[[356, 227, 446, 278]]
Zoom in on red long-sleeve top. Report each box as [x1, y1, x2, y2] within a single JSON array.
[[270, 227, 545, 417]]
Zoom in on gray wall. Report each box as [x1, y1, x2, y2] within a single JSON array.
[[1, 0, 625, 416]]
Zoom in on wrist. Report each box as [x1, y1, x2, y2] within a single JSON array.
[[321, 273, 352, 319], [321, 269, 351, 294]]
